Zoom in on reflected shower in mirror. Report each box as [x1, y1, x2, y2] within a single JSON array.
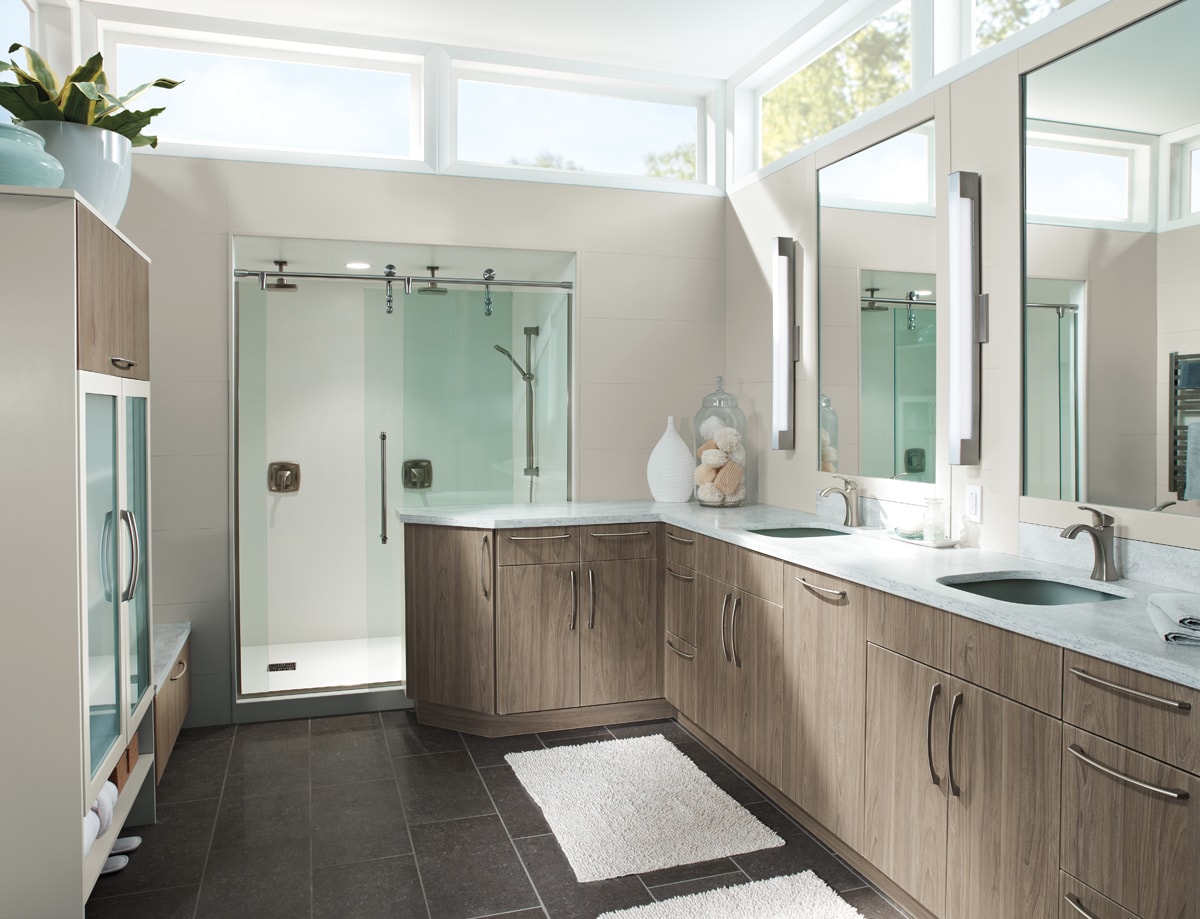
[[1022, 0, 1200, 516], [818, 121, 937, 482]]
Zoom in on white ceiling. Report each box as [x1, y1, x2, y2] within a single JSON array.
[[99, 0, 827, 79]]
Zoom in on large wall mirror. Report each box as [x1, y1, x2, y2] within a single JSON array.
[[818, 121, 938, 483], [1023, 0, 1200, 517]]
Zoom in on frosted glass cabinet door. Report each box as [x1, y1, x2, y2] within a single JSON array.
[[83, 390, 122, 780], [125, 389, 151, 716]]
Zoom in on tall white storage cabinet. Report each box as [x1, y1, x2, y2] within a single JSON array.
[[0, 189, 155, 917]]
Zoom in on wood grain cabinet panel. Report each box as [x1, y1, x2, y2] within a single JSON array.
[[581, 524, 657, 561], [951, 616, 1063, 717], [1061, 725, 1199, 919], [663, 526, 697, 567], [1060, 873, 1141, 919], [496, 562, 580, 714], [865, 588, 950, 671], [495, 526, 580, 566], [663, 562, 697, 645], [76, 206, 149, 380], [664, 631, 697, 720], [404, 525, 495, 713], [153, 638, 190, 784], [782, 566, 866, 852], [580, 558, 659, 706]]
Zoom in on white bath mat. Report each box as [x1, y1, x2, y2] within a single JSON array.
[[598, 871, 865, 919], [505, 734, 783, 882]]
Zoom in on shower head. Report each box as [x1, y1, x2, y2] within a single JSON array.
[[267, 260, 298, 292], [417, 265, 448, 295], [494, 344, 532, 381]]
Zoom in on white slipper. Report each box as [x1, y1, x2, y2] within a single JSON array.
[[100, 855, 129, 875], [111, 836, 141, 855]]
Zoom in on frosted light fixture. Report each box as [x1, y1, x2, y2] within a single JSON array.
[[947, 171, 988, 465], [346, 261, 371, 270], [771, 236, 800, 450]]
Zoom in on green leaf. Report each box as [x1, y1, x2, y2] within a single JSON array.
[[130, 133, 157, 149], [60, 83, 97, 124], [0, 82, 64, 121], [63, 51, 104, 88], [8, 43, 58, 97], [93, 105, 164, 145]]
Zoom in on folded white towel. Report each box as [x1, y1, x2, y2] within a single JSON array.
[[94, 781, 118, 837], [1149, 593, 1200, 630], [1148, 601, 1200, 645], [83, 810, 101, 856], [1186, 423, 1200, 501]]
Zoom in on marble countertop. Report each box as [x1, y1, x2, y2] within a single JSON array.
[[153, 622, 191, 692], [398, 501, 1200, 690]]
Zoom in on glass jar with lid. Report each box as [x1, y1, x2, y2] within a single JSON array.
[[694, 376, 748, 507]]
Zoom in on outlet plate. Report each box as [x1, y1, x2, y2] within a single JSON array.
[[965, 484, 982, 523]]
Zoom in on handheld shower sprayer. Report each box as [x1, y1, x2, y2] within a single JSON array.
[[493, 345, 532, 381]]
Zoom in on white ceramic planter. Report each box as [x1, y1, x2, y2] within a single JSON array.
[[22, 121, 132, 225]]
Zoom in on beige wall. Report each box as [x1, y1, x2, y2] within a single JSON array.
[[121, 157, 724, 723]]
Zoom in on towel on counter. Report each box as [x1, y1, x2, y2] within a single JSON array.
[[1148, 600, 1200, 645], [83, 810, 100, 856], [93, 781, 118, 837], [1186, 423, 1200, 501], [1149, 593, 1200, 630]]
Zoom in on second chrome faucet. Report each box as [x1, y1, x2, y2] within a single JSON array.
[[820, 476, 860, 527], [1060, 505, 1119, 581]]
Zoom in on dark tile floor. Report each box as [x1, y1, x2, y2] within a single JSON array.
[[85, 714, 909, 919]]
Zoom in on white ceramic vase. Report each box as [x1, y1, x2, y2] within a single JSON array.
[[22, 121, 132, 226], [646, 416, 695, 502]]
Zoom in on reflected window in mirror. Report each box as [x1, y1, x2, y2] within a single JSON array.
[[1022, 0, 1200, 517], [818, 121, 937, 484]]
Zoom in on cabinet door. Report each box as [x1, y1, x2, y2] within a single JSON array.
[[783, 568, 866, 852], [580, 558, 659, 706], [496, 562, 580, 714], [404, 526, 495, 713], [726, 591, 784, 787], [864, 643, 948, 917], [124, 382, 152, 718], [945, 679, 1060, 919], [664, 562, 696, 645], [664, 632, 697, 720], [695, 574, 735, 748], [77, 206, 149, 380]]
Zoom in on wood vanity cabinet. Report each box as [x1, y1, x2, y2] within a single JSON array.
[[76, 206, 150, 380], [663, 527, 698, 719], [495, 524, 659, 715], [782, 565, 866, 852], [154, 637, 191, 784], [864, 595, 1061, 919]]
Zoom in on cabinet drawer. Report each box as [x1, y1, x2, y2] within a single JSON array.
[[1061, 726, 1199, 919], [663, 525, 697, 567], [865, 588, 950, 671], [496, 526, 580, 565], [951, 617, 1062, 717], [696, 534, 737, 586], [154, 638, 190, 784], [738, 550, 784, 606], [1064, 651, 1200, 774], [581, 523, 657, 561], [664, 562, 697, 645], [1060, 873, 1139, 919], [664, 631, 696, 720]]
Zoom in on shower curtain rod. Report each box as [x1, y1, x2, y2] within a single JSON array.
[[233, 268, 573, 291]]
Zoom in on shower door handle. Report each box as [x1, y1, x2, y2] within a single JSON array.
[[379, 432, 388, 545]]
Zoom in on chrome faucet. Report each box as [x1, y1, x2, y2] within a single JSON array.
[[1060, 505, 1119, 582], [819, 476, 860, 527]]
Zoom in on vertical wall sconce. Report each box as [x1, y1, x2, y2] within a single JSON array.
[[771, 236, 800, 450], [947, 172, 988, 465]]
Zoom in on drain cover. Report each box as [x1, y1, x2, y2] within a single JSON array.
[[267, 662, 297, 672]]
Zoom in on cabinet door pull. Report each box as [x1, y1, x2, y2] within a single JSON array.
[[481, 534, 491, 600], [100, 510, 114, 602], [666, 639, 695, 660], [508, 533, 572, 541], [568, 569, 578, 631], [666, 532, 695, 545], [170, 659, 188, 681], [720, 593, 731, 662], [947, 691, 964, 797], [589, 530, 649, 538], [730, 596, 743, 667], [1063, 894, 1101, 919], [587, 568, 597, 630], [119, 509, 140, 601], [1069, 666, 1192, 711], [109, 356, 138, 370], [926, 682, 942, 786], [1067, 743, 1190, 800], [666, 567, 695, 582], [796, 577, 847, 600]]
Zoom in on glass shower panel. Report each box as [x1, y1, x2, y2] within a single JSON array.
[[1025, 302, 1080, 500], [84, 390, 121, 779], [125, 391, 151, 715]]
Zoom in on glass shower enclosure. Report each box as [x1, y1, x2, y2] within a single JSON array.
[[234, 249, 572, 697]]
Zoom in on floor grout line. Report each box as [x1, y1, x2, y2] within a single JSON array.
[[382, 712, 435, 919], [189, 721, 239, 919]]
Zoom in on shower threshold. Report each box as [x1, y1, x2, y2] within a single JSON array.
[[240, 635, 405, 695]]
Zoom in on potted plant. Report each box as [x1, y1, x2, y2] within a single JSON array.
[[0, 43, 180, 224]]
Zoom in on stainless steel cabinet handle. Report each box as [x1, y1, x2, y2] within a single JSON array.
[[720, 593, 731, 662], [170, 659, 188, 681], [379, 432, 388, 545], [947, 691, 964, 797], [1067, 743, 1190, 800], [109, 356, 138, 370], [730, 596, 743, 667], [1069, 667, 1192, 711], [926, 683, 942, 786], [508, 533, 572, 541], [666, 639, 695, 660], [1063, 894, 1101, 919], [588, 568, 597, 630], [796, 577, 847, 600], [100, 510, 114, 602], [481, 534, 491, 600], [120, 509, 141, 602], [666, 567, 695, 582], [569, 569, 578, 631], [666, 532, 695, 545], [589, 530, 650, 538]]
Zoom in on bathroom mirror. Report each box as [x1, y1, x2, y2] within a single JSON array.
[[817, 121, 938, 483], [1022, 0, 1200, 516]]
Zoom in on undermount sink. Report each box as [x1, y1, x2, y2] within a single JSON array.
[[937, 573, 1125, 606], [746, 526, 850, 539]]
